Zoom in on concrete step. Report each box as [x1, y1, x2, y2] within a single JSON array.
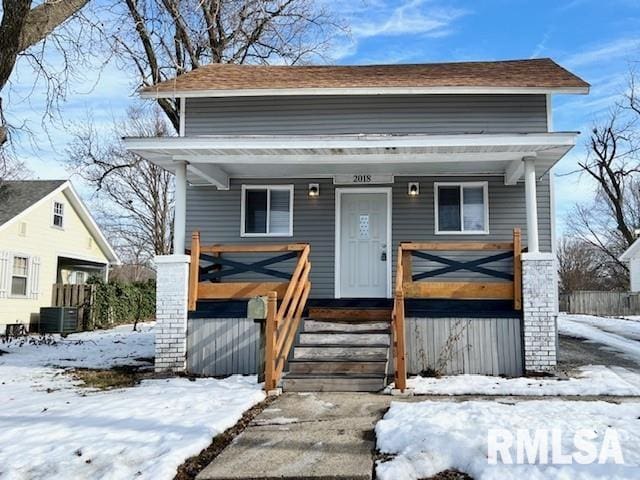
[[299, 332, 390, 346], [282, 374, 386, 392], [304, 319, 390, 333], [288, 359, 388, 375], [293, 345, 388, 361]]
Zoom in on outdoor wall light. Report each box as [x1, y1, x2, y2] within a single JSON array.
[[308, 183, 320, 197], [408, 182, 420, 196]]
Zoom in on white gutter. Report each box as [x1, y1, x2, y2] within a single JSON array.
[[140, 86, 590, 99]]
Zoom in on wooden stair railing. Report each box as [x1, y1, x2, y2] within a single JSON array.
[[186, 234, 311, 391], [392, 245, 408, 392], [264, 244, 311, 391]]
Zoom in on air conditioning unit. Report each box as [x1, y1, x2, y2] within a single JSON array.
[[37, 307, 79, 334]]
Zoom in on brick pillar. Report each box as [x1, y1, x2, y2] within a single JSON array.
[[154, 254, 190, 373], [522, 252, 557, 374]]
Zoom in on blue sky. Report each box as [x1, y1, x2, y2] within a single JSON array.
[[6, 0, 640, 234]]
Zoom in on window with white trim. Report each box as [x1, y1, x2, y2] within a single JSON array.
[[241, 185, 293, 237], [435, 182, 489, 234], [11, 256, 28, 296], [53, 202, 64, 228]]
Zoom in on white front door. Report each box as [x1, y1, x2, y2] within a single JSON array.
[[337, 190, 390, 298]]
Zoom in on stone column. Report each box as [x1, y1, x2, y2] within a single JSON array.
[[154, 254, 190, 373], [522, 252, 557, 374]]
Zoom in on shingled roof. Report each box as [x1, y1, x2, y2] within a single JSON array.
[[141, 58, 589, 97], [0, 180, 65, 227]]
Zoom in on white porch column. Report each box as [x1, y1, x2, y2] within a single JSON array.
[[174, 160, 187, 255], [524, 157, 539, 253]]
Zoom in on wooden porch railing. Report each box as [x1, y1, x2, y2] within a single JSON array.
[[391, 227, 522, 391], [187, 232, 311, 391], [391, 246, 408, 392]]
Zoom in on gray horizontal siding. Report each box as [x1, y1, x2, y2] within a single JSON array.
[[187, 178, 336, 298], [406, 317, 523, 376], [185, 175, 552, 299], [185, 94, 547, 136]]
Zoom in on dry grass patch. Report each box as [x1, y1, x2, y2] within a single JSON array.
[[71, 363, 154, 390]]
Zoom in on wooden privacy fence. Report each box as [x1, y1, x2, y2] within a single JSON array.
[[187, 232, 311, 391], [51, 283, 96, 330], [392, 228, 523, 391], [560, 291, 640, 316]]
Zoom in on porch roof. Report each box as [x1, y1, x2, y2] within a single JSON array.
[[124, 132, 578, 188]]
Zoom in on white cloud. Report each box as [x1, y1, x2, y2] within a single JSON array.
[[351, 0, 469, 38], [563, 37, 640, 69], [331, 0, 470, 61], [530, 30, 551, 58]]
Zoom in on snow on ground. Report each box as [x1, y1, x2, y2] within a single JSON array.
[[398, 365, 640, 396], [0, 323, 265, 480], [559, 314, 640, 355], [1, 322, 155, 369], [376, 400, 640, 480]]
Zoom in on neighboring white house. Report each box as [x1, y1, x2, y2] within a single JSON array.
[[0, 180, 119, 330], [619, 238, 640, 292]]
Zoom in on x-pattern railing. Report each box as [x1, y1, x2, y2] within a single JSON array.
[[198, 251, 297, 282], [410, 250, 515, 282], [391, 228, 522, 393]]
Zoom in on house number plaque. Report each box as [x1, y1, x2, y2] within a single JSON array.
[[333, 174, 394, 185]]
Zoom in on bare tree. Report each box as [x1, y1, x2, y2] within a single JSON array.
[[106, 0, 344, 131], [556, 237, 626, 292], [567, 71, 640, 274], [67, 106, 174, 264], [0, 0, 90, 146]]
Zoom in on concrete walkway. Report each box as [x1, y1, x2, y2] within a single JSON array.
[[197, 392, 391, 480], [196, 389, 640, 480]]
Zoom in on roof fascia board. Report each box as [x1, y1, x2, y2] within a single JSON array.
[[64, 182, 121, 265], [140, 85, 590, 99]]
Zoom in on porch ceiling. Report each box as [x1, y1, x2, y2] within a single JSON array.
[[123, 132, 578, 188]]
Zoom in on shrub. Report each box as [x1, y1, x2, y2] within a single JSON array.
[[88, 279, 155, 329]]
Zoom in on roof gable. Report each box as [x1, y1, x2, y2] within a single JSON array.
[[0, 180, 120, 264], [141, 58, 590, 98], [620, 237, 640, 262], [0, 180, 66, 226]]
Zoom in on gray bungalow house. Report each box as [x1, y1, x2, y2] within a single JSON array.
[[125, 59, 589, 392]]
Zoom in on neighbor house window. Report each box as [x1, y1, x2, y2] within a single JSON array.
[[11, 256, 28, 296], [241, 185, 294, 237], [71, 271, 88, 285], [53, 202, 64, 228], [435, 182, 488, 234]]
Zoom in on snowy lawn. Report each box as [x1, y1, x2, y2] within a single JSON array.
[[376, 400, 640, 480], [398, 365, 640, 396], [0, 323, 265, 480]]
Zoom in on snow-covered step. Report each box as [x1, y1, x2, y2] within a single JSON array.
[[303, 319, 390, 333], [293, 345, 388, 361], [299, 332, 390, 346]]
